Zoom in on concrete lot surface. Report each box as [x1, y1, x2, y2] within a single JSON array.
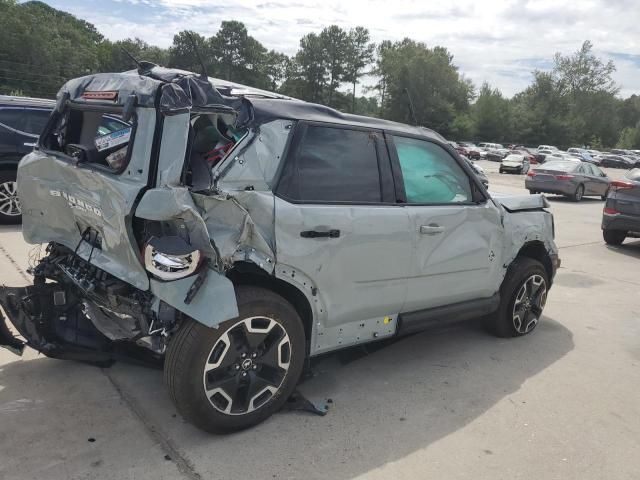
[[1, 161, 639, 480]]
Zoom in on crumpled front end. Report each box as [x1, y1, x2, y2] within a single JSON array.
[[0, 243, 176, 363], [496, 194, 560, 284]]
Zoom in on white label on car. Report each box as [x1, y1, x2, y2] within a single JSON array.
[[95, 127, 131, 152]]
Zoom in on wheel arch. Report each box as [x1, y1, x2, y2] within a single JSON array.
[[226, 261, 314, 352], [515, 241, 554, 285]]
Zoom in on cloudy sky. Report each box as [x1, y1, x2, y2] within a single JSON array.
[[43, 0, 640, 97]]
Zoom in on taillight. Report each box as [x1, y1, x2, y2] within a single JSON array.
[[610, 180, 635, 190], [603, 207, 619, 215], [527, 171, 536, 177], [143, 236, 202, 280], [555, 174, 574, 180]]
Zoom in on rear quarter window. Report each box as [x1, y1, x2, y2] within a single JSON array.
[[42, 108, 135, 173]]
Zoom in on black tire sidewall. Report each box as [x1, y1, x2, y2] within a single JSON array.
[[490, 258, 549, 338], [164, 285, 306, 433], [0, 169, 21, 224], [603, 229, 626, 246]]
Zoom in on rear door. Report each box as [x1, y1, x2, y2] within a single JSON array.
[[18, 102, 156, 290], [274, 122, 411, 340], [387, 135, 504, 312], [585, 163, 609, 195]]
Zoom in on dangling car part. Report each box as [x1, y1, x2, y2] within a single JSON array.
[[0, 63, 559, 433]]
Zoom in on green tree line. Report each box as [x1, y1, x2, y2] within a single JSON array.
[[1, 0, 640, 148]]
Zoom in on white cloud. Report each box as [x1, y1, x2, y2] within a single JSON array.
[[46, 0, 640, 97]]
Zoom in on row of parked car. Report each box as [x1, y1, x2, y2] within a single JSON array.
[[448, 140, 640, 247], [450, 141, 640, 170]]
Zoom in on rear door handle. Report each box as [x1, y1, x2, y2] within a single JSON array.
[[420, 224, 445, 235], [300, 229, 340, 239]]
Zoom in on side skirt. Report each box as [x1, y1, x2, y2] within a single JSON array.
[[397, 294, 500, 336]]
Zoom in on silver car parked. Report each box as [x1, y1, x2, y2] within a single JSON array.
[[525, 161, 610, 201], [0, 66, 560, 433]]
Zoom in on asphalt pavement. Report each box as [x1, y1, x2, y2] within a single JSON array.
[[1, 160, 638, 480]]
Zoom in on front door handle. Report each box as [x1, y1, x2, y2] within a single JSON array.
[[420, 224, 445, 235], [300, 229, 340, 239]]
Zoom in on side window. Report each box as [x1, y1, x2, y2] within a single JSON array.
[[42, 109, 134, 173], [393, 136, 472, 204], [23, 109, 52, 136], [0, 108, 25, 131], [277, 125, 382, 203]]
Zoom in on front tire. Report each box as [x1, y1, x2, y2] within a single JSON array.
[[487, 257, 549, 338], [164, 286, 306, 433], [603, 229, 626, 246]]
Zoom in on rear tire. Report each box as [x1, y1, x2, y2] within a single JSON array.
[[572, 184, 584, 202], [603, 229, 626, 246], [529, 190, 537, 194], [164, 286, 306, 433], [487, 257, 549, 338], [0, 170, 21, 225]]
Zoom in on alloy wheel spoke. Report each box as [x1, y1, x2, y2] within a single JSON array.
[[202, 316, 291, 416], [205, 373, 241, 401]]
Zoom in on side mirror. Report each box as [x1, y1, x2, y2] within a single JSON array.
[[601, 172, 608, 177]]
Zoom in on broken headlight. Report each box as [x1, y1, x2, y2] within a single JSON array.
[[144, 236, 201, 281]]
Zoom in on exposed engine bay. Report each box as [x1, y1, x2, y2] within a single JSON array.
[[0, 242, 177, 364]]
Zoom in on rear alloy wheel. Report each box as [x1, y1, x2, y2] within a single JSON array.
[[165, 286, 305, 433], [487, 257, 549, 338], [572, 184, 584, 202], [0, 170, 21, 224], [603, 229, 626, 246]]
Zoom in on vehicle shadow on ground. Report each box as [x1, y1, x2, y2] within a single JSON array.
[[605, 239, 640, 259], [1, 316, 573, 479]]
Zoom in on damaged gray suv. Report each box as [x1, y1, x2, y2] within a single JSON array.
[[0, 66, 559, 433]]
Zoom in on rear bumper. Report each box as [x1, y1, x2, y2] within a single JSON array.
[[500, 165, 524, 173], [602, 212, 640, 234], [524, 180, 574, 195], [0, 284, 121, 365]]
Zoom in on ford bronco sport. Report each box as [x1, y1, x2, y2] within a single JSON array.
[[0, 66, 559, 433]]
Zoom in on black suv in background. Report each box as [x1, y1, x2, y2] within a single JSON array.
[[0, 95, 55, 224], [0, 95, 132, 224]]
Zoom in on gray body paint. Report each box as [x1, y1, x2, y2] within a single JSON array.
[[4, 73, 558, 358]]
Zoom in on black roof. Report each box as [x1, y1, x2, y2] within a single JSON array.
[[54, 66, 444, 141], [248, 97, 445, 140]]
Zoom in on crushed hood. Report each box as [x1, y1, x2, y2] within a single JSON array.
[[490, 192, 549, 212]]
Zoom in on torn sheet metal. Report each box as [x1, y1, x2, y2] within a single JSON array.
[[491, 192, 550, 212], [136, 187, 218, 261], [192, 191, 275, 269], [215, 119, 294, 192], [150, 273, 238, 328], [500, 206, 557, 271]]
